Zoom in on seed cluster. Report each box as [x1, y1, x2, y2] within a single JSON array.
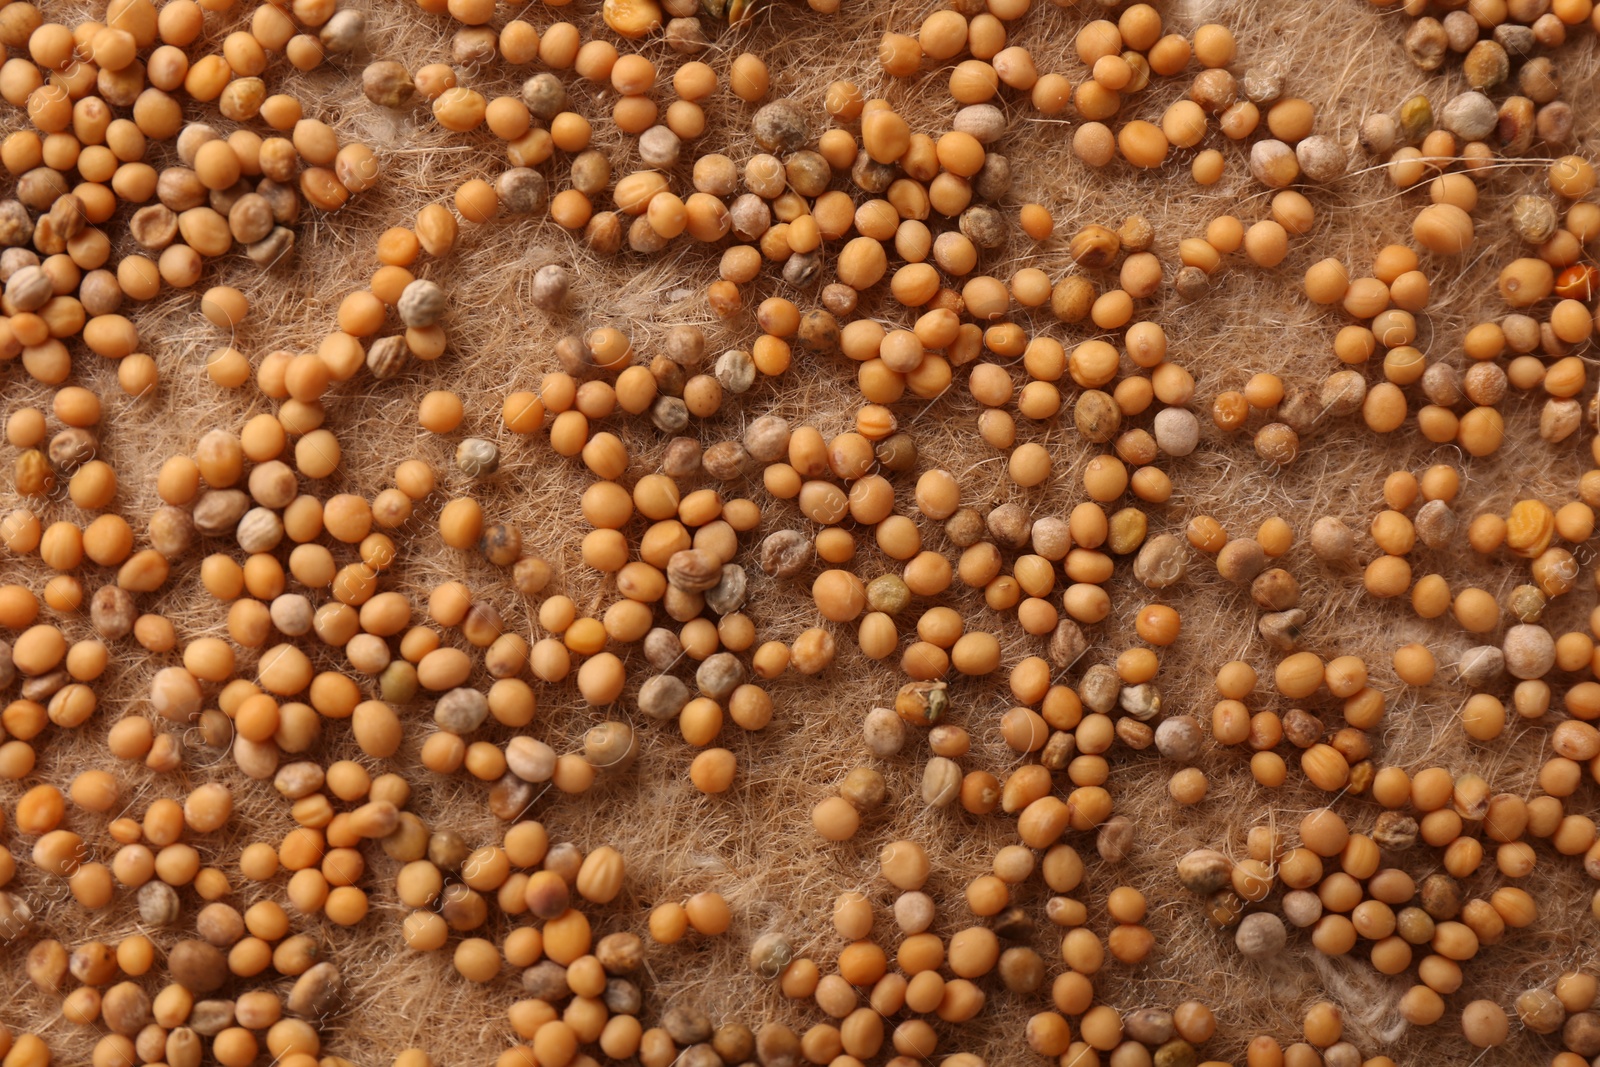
[[0, 0, 1597, 1064]]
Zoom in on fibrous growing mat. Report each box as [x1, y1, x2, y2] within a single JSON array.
[[0, 0, 1598, 1066]]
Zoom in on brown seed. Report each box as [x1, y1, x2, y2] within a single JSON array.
[[582, 933, 639, 982], [1564, 1013, 1600, 1056], [840, 767, 886, 811], [521, 959, 569, 1001], [668, 548, 723, 592], [1282, 708, 1324, 749], [663, 1005, 714, 1045], [70, 941, 117, 984], [1176, 849, 1232, 894], [1516, 989, 1566, 1035], [1404, 18, 1447, 70], [1048, 620, 1088, 670], [758, 530, 811, 578], [488, 773, 533, 821], [15, 449, 54, 495], [363, 61, 414, 107], [1419, 873, 1463, 920], [943, 508, 985, 547], [1074, 390, 1121, 442], [1462, 40, 1508, 90], [714, 1023, 757, 1064], [701, 441, 749, 480], [26, 940, 67, 989], [168, 940, 229, 994], [756, 1023, 800, 1067], [287, 962, 344, 1018], [1097, 816, 1134, 863], [101, 981, 152, 1035], [1251, 568, 1300, 610], [1121, 1009, 1174, 1047], [1175, 265, 1210, 301], [523, 869, 570, 920], [1254, 423, 1299, 464], [1132, 534, 1186, 589], [1216, 539, 1266, 584], [1373, 811, 1418, 852], [1511, 195, 1557, 244], [1052, 275, 1096, 322]]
